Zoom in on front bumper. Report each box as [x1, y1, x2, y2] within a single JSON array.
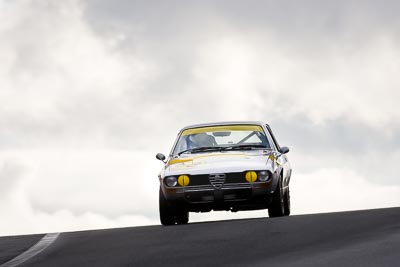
[[162, 181, 274, 212]]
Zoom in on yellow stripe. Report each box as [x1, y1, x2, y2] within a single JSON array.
[[167, 153, 246, 166], [181, 125, 263, 136], [168, 158, 193, 165]]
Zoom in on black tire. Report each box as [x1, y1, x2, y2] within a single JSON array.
[[175, 207, 189, 224], [284, 187, 290, 216], [159, 188, 176, 225], [268, 177, 285, 217]]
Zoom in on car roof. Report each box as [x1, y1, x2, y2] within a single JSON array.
[[180, 121, 267, 131]]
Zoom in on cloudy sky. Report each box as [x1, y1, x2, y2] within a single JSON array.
[[1, 0, 400, 236]]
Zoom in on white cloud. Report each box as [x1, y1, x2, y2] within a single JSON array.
[[291, 168, 400, 214], [0, 0, 153, 148], [0, 153, 159, 236], [25, 150, 160, 217], [189, 30, 400, 127]]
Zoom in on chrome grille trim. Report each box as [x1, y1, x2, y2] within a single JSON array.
[[185, 185, 214, 192], [209, 173, 226, 189], [222, 183, 251, 189]]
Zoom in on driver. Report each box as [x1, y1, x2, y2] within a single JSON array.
[[189, 133, 217, 148]]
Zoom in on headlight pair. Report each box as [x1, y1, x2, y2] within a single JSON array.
[[164, 175, 190, 187], [245, 170, 271, 182]]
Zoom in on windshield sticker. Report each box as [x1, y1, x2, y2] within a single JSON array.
[[181, 125, 263, 136]]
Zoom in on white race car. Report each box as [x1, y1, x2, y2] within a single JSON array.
[[156, 121, 292, 225]]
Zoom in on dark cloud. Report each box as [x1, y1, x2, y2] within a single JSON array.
[[269, 115, 400, 185], [84, 0, 400, 44]]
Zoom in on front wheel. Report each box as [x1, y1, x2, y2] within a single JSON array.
[[175, 207, 189, 224], [268, 177, 285, 218], [284, 187, 290, 216], [159, 188, 176, 225]]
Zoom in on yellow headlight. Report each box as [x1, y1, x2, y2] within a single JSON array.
[[178, 175, 190, 186], [245, 171, 257, 182]]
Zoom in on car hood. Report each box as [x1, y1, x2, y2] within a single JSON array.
[[163, 150, 277, 176]]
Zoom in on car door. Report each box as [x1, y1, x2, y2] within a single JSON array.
[[265, 124, 291, 187]]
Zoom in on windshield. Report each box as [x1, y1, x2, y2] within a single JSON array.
[[172, 125, 271, 156]]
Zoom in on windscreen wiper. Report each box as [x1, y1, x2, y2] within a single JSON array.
[[177, 146, 225, 156], [222, 144, 268, 150]]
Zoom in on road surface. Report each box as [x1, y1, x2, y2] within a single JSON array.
[[1, 207, 399, 266]]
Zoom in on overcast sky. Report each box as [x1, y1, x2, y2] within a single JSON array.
[[1, 0, 400, 236]]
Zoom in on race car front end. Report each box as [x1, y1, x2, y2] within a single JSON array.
[[161, 170, 277, 212], [160, 151, 280, 213]]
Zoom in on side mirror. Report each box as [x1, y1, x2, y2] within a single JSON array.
[[156, 153, 166, 162], [280, 146, 290, 154]]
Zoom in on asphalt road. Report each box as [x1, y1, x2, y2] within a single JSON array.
[[0, 234, 43, 265], [1, 207, 399, 267]]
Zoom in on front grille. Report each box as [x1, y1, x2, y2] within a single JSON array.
[[189, 172, 246, 186], [209, 173, 226, 189], [226, 172, 246, 183]]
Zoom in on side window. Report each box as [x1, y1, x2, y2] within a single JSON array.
[[265, 124, 281, 151]]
